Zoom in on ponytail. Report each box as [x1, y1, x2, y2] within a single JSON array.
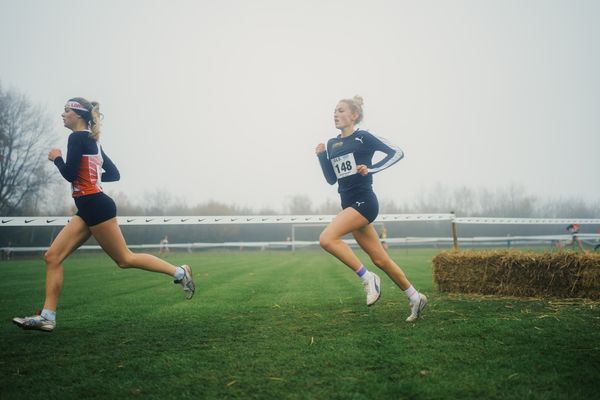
[[89, 101, 102, 140]]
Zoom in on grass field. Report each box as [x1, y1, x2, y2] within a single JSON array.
[[1, 248, 599, 399]]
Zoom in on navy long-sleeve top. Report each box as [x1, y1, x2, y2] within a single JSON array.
[[318, 129, 403, 194]]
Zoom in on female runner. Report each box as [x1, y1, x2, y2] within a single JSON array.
[[13, 97, 195, 332], [316, 96, 427, 322]]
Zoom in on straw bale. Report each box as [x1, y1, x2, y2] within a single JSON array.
[[432, 250, 600, 299]]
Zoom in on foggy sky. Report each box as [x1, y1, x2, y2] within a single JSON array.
[[1, 0, 599, 212]]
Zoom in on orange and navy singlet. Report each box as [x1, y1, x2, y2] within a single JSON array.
[[53, 131, 120, 226], [53, 131, 119, 197]]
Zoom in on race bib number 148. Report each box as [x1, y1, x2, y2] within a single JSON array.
[[331, 153, 357, 179]]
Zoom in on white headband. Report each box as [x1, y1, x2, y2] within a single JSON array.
[[65, 101, 89, 112]]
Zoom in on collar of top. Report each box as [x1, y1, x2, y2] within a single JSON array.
[[339, 128, 360, 139]]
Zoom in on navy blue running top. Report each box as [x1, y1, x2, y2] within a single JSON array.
[[317, 129, 403, 194]]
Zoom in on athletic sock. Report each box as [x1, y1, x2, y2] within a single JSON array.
[[41, 308, 56, 321], [174, 266, 185, 281], [356, 265, 369, 282], [404, 285, 421, 304]]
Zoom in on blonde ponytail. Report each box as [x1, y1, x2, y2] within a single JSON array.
[[89, 101, 102, 140]]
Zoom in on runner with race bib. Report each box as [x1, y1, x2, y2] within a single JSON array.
[[315, 95, 427, 322]]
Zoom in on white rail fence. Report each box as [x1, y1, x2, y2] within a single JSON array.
[[1, 214, 599, 253]]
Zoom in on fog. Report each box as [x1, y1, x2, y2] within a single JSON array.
[[1, 0, 599, 212]]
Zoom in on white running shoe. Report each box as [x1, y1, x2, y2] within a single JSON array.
[[406, 293, 427, 322], [363, 272, 381, 306], [13, 315, 56, 332], [174, 264, 195, 300]]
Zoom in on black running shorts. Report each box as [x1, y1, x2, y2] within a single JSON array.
[[341, 190, 379, 223], [74, 192, 117, 226]]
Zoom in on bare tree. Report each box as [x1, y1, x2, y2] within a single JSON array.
[[142, 188, 175, 215], [0, 85, 56, 215], [284, 194, 313, 214], [314, 197, 341, 214]]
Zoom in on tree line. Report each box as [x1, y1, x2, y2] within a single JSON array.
[[4, 187, 598, 248], [102, 185, 599, 220]]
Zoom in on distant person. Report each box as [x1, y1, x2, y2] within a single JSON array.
[[315, 95, 427, 322], [379, 225, 388, 250], [13, 97, 195, 333], [2, 240, 13, 261], [159, 235, 170, 255], [566, 223, 584, 251]]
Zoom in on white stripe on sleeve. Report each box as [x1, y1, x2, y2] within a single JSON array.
[[368, 135, 404, 174]]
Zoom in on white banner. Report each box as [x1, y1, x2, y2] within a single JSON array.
[[0, 213, 455, 227], [454, 217, 600, 225], [1, 214, 599, 227]]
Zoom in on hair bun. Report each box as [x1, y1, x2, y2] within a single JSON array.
[[352, 95, 364, 107]]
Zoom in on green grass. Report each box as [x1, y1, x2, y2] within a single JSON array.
[[1, 249, 599, 399]]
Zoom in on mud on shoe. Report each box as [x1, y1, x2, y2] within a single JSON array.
[[406, 293, 427, 322], [174, 264, 195, 300], [13, 315, 56, 332]]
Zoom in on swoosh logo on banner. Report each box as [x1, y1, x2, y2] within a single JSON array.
[[215, 218, 222, 222], [1, 219, 13, 224], [127, 219, 135, 223], [25, 219, 35, 223], [181, 218, 189, 222], [145, 219, 153, 222], [163, 218, 171, 222], [46, 219, 57, 223]]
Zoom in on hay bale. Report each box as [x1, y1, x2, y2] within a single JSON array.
[[432, 250, 600, 299]]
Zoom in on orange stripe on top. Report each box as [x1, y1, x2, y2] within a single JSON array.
[[72, 147, 104, 198]]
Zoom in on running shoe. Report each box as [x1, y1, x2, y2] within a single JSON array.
[[406, 293, 428, 322], [12, 315, 56, 332], [364, 271, 381, 306], [174, 264, 195, 300]]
